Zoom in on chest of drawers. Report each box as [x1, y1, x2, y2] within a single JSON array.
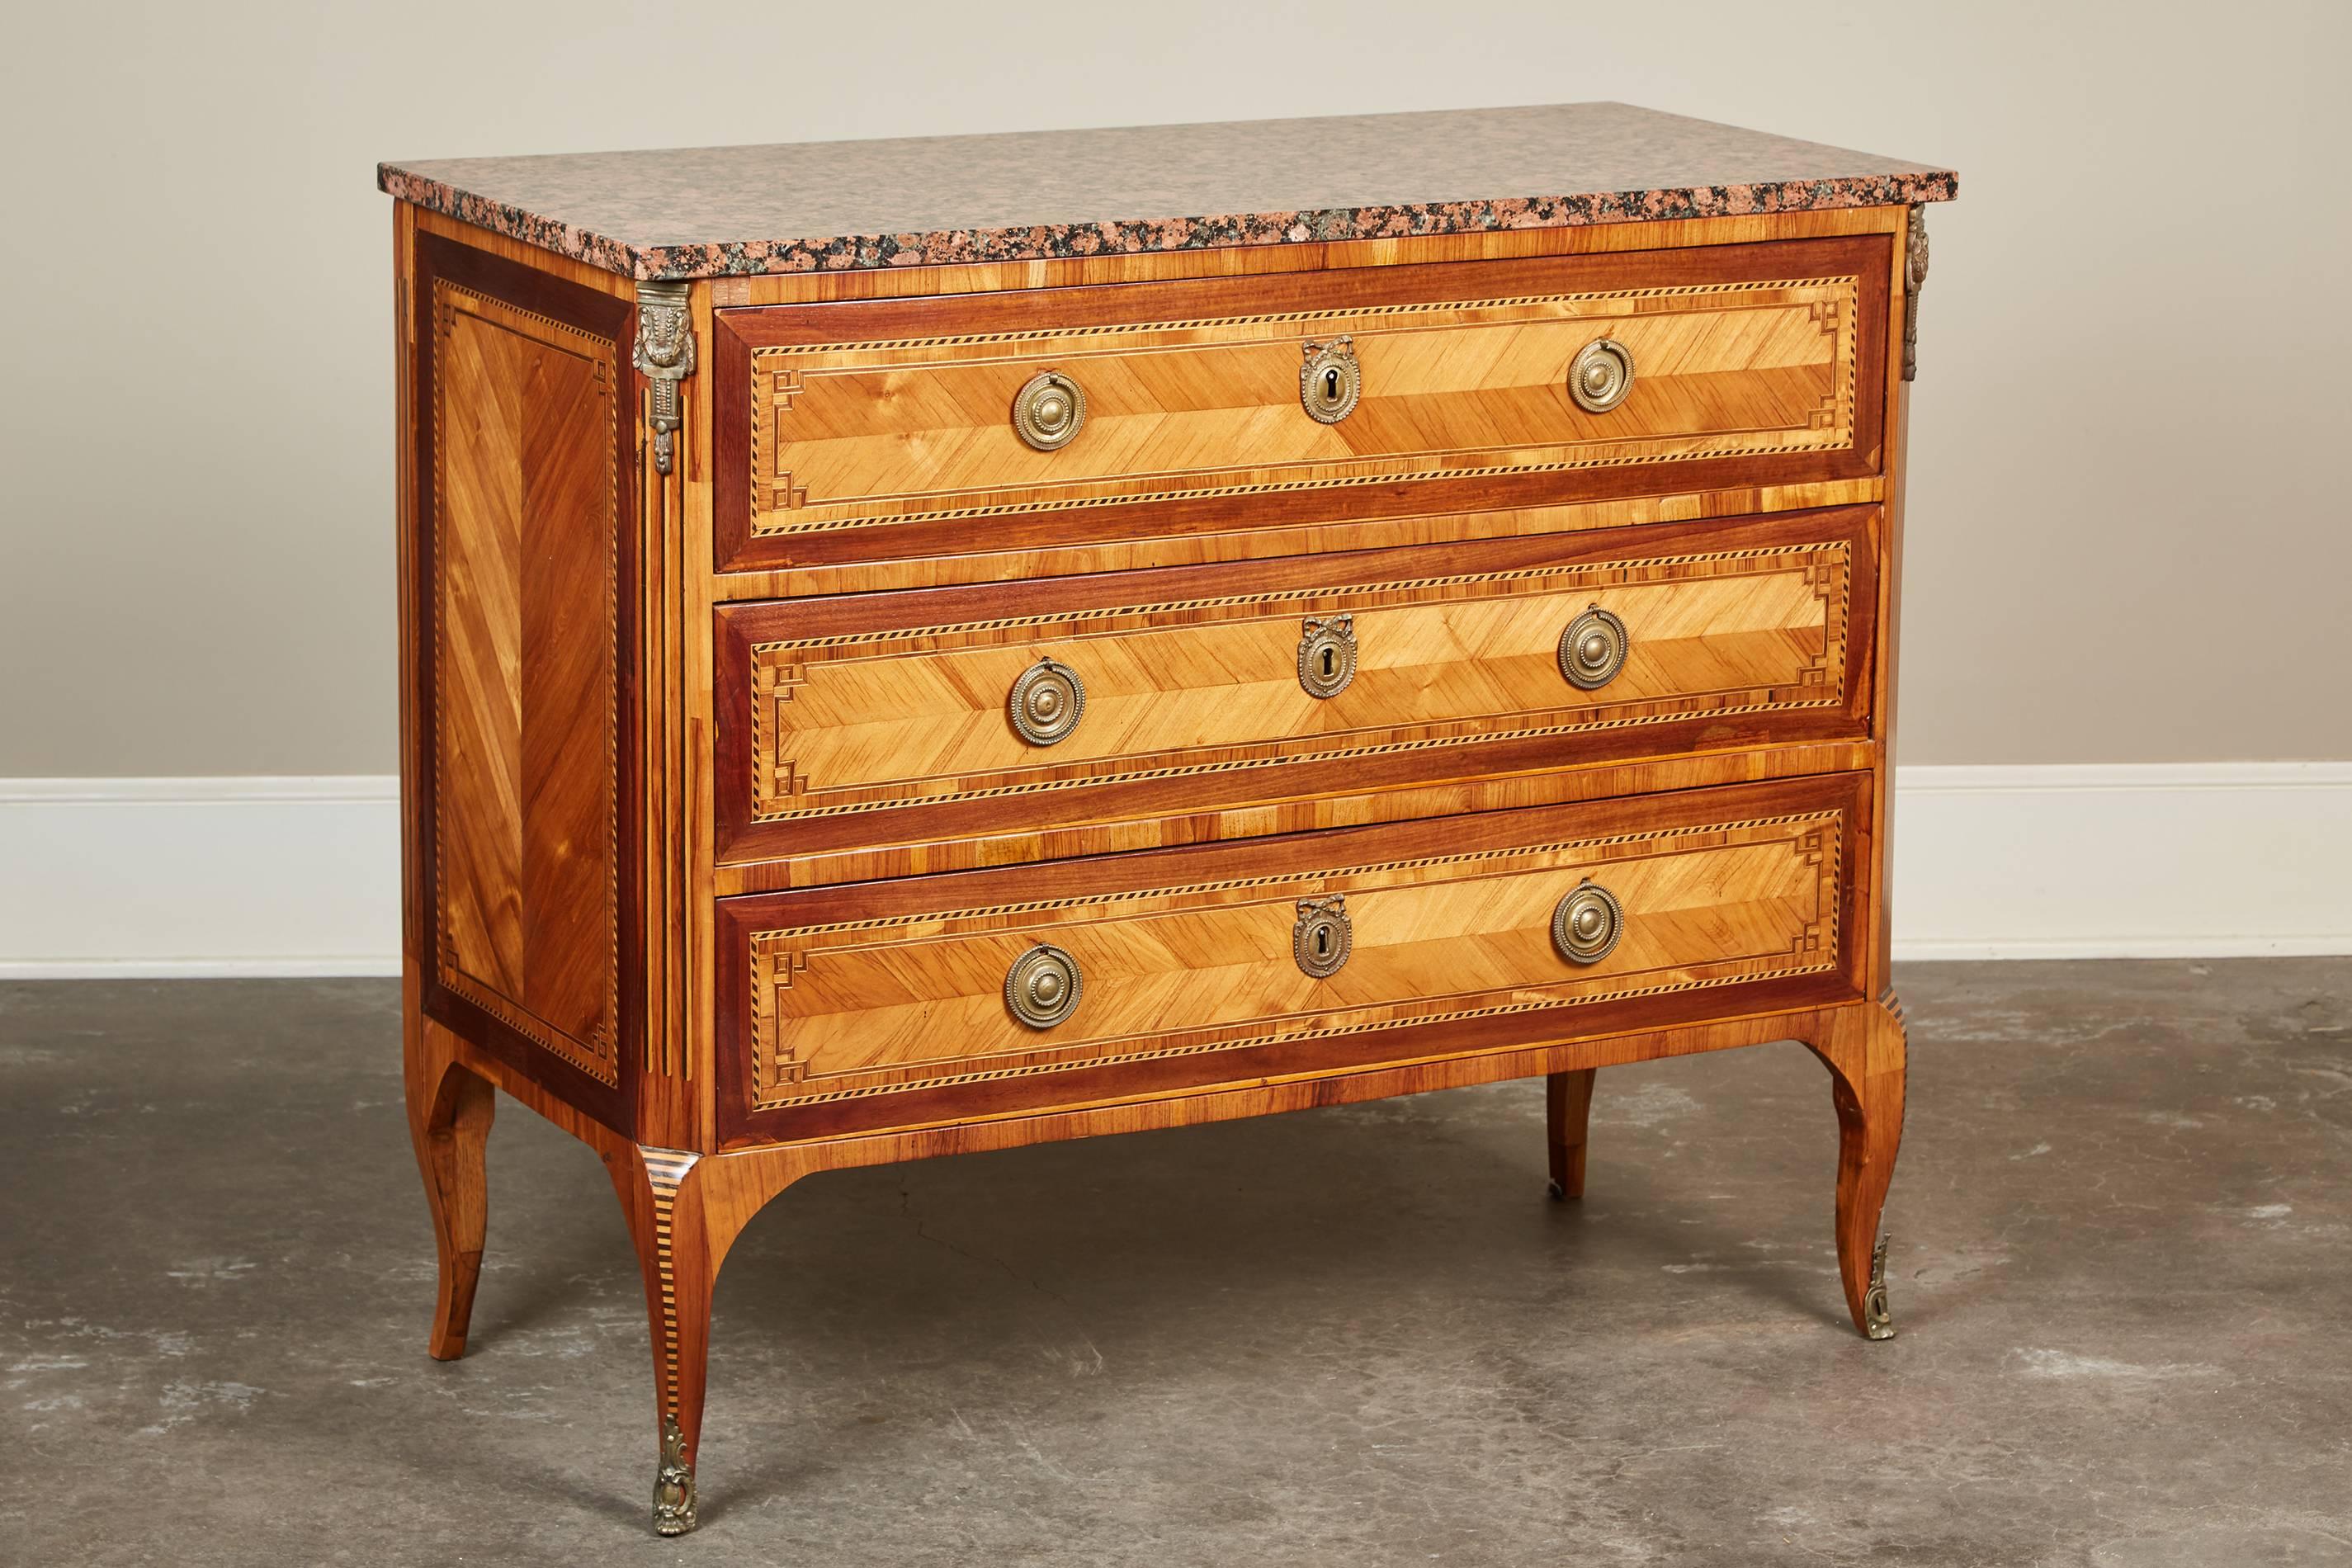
[[382, 102, 1953, 1535]]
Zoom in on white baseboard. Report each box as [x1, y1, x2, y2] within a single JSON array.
[[0, 777, 401, 979], [2, 765, 2345, 978], [1887, 763, 2351, 961]]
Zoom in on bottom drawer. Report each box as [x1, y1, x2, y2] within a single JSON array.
[[716, 772, 1867, 1143]]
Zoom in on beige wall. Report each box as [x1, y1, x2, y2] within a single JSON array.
[[3, 0, 2345, 775]]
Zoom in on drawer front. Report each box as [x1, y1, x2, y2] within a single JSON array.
[[716, 508, 1876, 875], [716, 773, 1866, 1143], [714, 235, 1892, 575]]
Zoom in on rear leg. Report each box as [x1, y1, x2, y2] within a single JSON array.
[[1545, 1068, 1597, 1201], [404, 1017, 496, 1359]]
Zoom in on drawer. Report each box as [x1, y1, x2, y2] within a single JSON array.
[[715, 508, 1877, 878], [716, 772, 1867, 1143], [712, 234, 1892, 577]]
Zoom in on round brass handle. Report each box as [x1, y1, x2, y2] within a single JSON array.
[[1558, 605, 1630, 691], [1013, 370, 1088, 451], [1300, 338, 1362, 424], [1008, 657, 1087, 746], [1552, 879, 1625, 966], [1567, 338, 1635, 414], [1005, 943, 1084, 1028]]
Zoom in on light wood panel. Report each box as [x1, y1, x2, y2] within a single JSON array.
[[741, 529, 1850, 829], [744, 269, 1859, 540], [712, 508, 1880, 884], [430, 278, 623, 1087], [712, 234, 1893, 581], [730, 778, 1855, 1125]]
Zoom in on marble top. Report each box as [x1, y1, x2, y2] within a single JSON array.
[[378, 102, 1955, 281]]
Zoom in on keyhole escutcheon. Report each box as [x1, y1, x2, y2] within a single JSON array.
[[1297, 614, 1358, 699], [1294, 896, 1353, 978], [1301, 338, 1361, 424]]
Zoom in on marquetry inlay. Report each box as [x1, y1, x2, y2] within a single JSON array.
[[742, 540, 1850, 825], [743, 807, 1843, 1110], [746, 275, 1861, 538], [639, 1149, 697, 1419], [430, 279, 622, 1088]]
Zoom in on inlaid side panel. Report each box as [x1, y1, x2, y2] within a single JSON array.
[[714, 508, 1877, 876], [716, 773, 1868, 1143], [716, 234, 1892, 575], [414, 233, 634, 1101]]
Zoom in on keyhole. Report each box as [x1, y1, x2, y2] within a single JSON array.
[[1320, 646, 1335, 678], [1323, 366, 1341, 401], [1315, 927, 1330, 956]]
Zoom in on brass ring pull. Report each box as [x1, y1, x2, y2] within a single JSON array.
[[1013, 370, 1088, 451], [1297, 614, 1358, 698], [1300, 338, 1361, 424], [1005, 943, 1084, 1028], [1552, 880, 1625, 966], [1558, 606, 1630, 691], [1293, 896, 1353, 978], [1567, 338, 1635, 414], [1008, 657, 1087, 746]]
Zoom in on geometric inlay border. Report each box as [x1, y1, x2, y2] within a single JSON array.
[[747, 276, 1861, 536], [744, 808, 1843, 1108], [744, 540, 1853, 823]]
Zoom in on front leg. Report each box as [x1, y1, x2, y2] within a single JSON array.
[[1806, 994, 1908, 1339], [607, 1145, 802, 1536]]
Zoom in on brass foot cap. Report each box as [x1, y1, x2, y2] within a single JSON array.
[[652, 1416, 698, 1535], [1860, 1234, 1896, 1340]]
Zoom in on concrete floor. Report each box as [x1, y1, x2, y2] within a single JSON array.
[[2, 961, 2348, 1566]]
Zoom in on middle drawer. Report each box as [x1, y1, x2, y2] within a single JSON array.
[[716, 506, 1877, 880]]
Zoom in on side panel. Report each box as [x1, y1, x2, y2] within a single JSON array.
[[405, 227, 640, 1131]]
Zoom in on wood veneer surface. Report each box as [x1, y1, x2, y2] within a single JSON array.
[[714, 233, 1891, 574], [405, 229, 641, 1130], [386, 161, 1939, 1528], [715, 506, 1878, 877], [715, 771, 1868, 1143]]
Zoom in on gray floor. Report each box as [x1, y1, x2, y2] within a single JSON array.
[[2, 961, 2348, 1566]]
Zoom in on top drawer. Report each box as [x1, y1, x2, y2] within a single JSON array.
[[713, 234, 1892, 579]]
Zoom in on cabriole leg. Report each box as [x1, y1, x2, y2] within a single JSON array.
[[1807, 995, 1908, 1339], [609, 1148, 711, 1535], [607, 1145, 797, 1536], [404, 1015, 496, 1361], [1544, 1068, 1598, 1200]]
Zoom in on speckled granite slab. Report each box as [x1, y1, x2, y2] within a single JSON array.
[[379, 102, 1954, 281]]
